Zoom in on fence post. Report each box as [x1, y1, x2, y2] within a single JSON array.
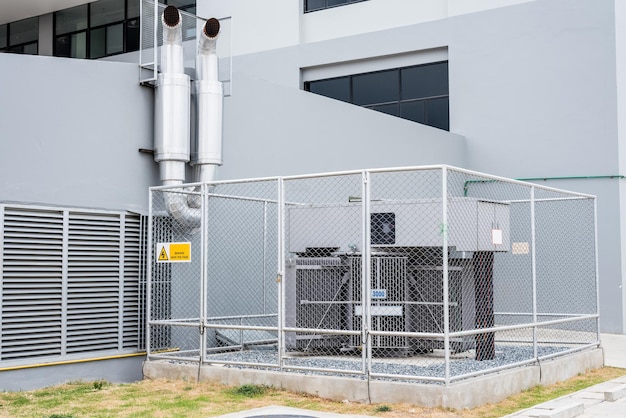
[[442, 166, 450, 386], [530, 186, 538, 359], [362, 170, 371, 377], [278, 177, 285, 370]]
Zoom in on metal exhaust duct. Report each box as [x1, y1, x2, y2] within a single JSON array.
[[154, 5, 190, 186], [153, 7, 224, 230], [154, 6, 199, 229], [191, 18, 223, 183]]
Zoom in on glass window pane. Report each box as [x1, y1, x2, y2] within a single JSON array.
[[0, 25, 7, 49], [127, 0, 140, 18], [55, 5, 88, 35], [106, 23, 124, 55], [166, 0, 196, 8], [400, 101, 426, 124], [90, 0, 125, 27], [425, 97, 449, 130], [307, 77, 351, 103], [370, 103, 399, 117], [55, 35, 71, 57], [9, 17, 39, 46], [72, 31, 87, 59], [126, 18, 140, 52], [352, 69, 399, 105], [328, 0, 349, 6], [401, 62, 448, 99], [90, 27, 106, 58], [22, 42, 38, 55], [305, 0, 326, 12]]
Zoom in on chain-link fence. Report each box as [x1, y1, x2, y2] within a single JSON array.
[[147, 166, 599, 385]]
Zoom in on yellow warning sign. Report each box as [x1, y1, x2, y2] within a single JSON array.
[[156, 242, 191, 263]]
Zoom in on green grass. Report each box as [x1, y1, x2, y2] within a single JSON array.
[[0, 367, 623, 417]]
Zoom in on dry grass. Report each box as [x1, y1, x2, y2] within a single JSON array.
[[0, 367, 624, 417]]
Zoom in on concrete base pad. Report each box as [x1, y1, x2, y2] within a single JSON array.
[[143, 348, 603, 410]]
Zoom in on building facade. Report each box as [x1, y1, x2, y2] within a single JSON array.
[[0, 0, 624, 390]]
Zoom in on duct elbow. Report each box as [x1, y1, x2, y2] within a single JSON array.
[[198, 18, 220, 55], [162, 6, 183, 45], [164, 188, 201, 231]]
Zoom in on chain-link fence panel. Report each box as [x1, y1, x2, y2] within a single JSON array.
[[282, 173, 365, 374], [202, 180, 280, 366], [148, 186, 204, 361], [147, 166, 598, 382]]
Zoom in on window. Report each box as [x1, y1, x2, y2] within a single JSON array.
[[0, 17, 39, 55], [305, 61, 449, 130], [159, 0, 196, 15], [54, 0, 140, 59], [304, 0, 367, 13]]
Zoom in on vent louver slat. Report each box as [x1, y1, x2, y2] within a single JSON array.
[[1, 205, 146, 362], [2, 208, 64, 360]]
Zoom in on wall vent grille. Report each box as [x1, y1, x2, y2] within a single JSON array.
[[0, 205, 146, 362]]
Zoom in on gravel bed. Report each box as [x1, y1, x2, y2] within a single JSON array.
[[183, 344, 571, 384]]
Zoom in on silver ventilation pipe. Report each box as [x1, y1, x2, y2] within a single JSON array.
[[191, 18, 223, 183], [154, 6, 200, 229], [154, 5, 190, 186]]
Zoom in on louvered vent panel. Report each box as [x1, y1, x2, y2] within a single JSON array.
[[2, 208, 64, 360], [66, 212, 121, 353], [123, 214, 142, 349]]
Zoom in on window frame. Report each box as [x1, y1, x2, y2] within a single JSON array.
[[304, 0, 368, 13], [53, 0, 142, 59], [304, 61, 449, 131], [0, 17, 39, 55]]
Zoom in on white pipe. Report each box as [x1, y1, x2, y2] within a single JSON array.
[[192, 18, 223, 183], [154, 6, 200, 229], [154, 6, 190, 185]]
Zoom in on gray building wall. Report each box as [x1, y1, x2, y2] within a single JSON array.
[[0, 52, 159, 212], [209, 0, 624, 333]]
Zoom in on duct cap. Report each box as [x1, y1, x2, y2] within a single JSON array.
[[163, 5, 181, 28], [204, 18, 220, 39]]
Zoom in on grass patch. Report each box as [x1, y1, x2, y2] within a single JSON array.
[[228, 384, 270, 398], [0, 367, 622, 417]]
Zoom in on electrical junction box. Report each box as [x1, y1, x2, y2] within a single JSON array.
[[287, 198, 510, 254]]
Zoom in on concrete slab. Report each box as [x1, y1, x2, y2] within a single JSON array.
[[603, 383, 626, 401], [527, 402, 584, 418]]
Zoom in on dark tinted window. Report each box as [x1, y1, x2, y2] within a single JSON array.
[[400, 101, 426, 124], [307, 77, 351, 103], [305, 61, 449, 131], [401, 62, 448, 99], [54, 0, 147, 59], [56, 5, 88, 34], [304, 0, 367, 13], [352, 70, 399, 105], [426, 97, 449, 130], [90, 0, 125, 27], [9, 17, 39, 45], [370, 103, 399, 117], [0, 25, 8, 49]]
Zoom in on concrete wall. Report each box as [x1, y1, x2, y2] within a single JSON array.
[[0, 52, 158, 213], [202, 0, 624, 333], [0, 356, 144, 391], [447, 0, 623, 332]]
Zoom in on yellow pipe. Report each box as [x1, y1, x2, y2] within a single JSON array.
[[0, 352, 147, 372]]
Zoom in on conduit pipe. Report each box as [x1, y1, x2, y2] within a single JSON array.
[[192, 18, 223, 183]]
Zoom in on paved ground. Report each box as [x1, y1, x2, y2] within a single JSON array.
[[505, 333, 626, 417], [219, 333, 626, 418]]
